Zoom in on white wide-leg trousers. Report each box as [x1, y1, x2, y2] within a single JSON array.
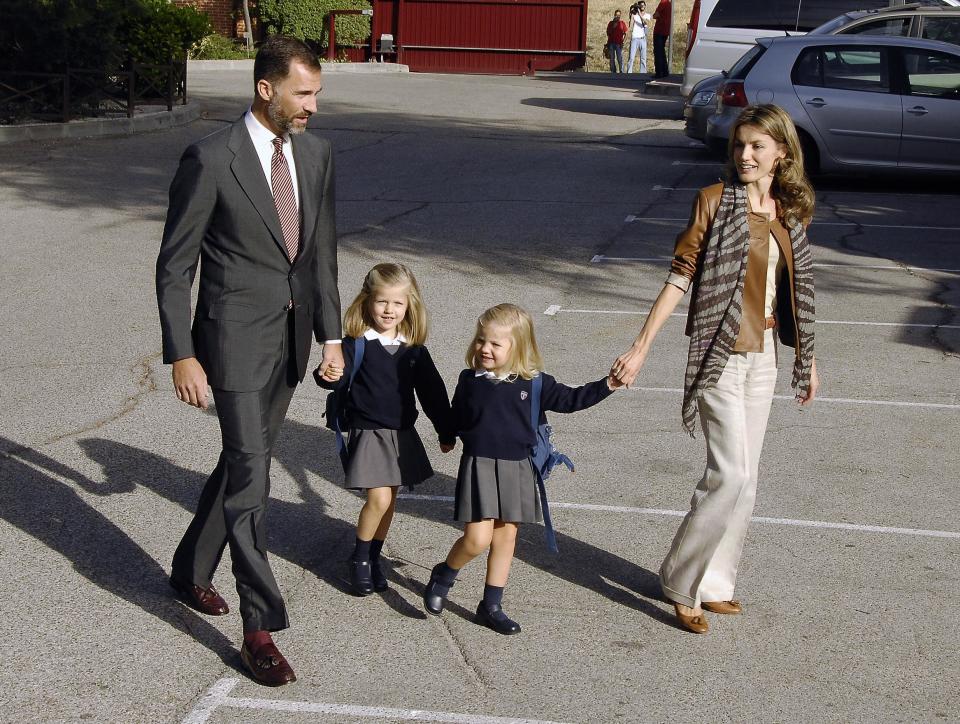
[[660, 329, 778, 608]]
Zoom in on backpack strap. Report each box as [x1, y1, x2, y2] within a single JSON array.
[[334, 336, 365, 463], [530, 374, 559, 554], [530, 372, 542, 436]]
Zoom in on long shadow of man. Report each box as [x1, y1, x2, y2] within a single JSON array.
[[0, 438, 236, 665], [80, 427, 428, 622], [81, 410, 674, 630]]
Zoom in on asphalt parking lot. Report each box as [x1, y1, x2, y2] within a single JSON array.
[[1, 67, 957, 723]]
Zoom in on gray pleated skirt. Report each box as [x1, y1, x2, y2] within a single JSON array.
[[344, 428, 434, 490], [454, 455, 541, 524]]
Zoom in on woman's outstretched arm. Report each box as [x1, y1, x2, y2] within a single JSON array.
[[610, 282, 685, 387]]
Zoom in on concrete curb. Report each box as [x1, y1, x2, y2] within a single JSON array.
[[187, 59, 409, 73], [0, 102, 201, 144], [642, 76, 683, 97]]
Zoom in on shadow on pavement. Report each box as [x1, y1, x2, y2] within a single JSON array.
[[0, 437, 240, 670], [71, 414, 675, 631], [521, 96, 681, 120]]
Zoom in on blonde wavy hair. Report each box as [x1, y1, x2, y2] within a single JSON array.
[[725, 104, 815, 227], [343, 263, 428, 345], [465, 303, 544, 381]]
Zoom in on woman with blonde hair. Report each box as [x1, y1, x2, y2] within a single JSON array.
[[610, 105, 820, 633]]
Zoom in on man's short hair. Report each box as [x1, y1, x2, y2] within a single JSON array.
[[254, 35, 321, 84]]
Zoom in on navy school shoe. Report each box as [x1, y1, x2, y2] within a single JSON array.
[[349, 559, 374, 596], [423, 562, 455, 615], [475, 602, 521, 635]]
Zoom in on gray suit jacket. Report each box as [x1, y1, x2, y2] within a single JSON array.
[[156, 118, 341, 392]]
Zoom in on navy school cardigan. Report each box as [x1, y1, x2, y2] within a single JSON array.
[[450, 370, 613, 461]]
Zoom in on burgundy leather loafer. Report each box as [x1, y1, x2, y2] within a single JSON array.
[[240, 642, 297, 687], [169, 576, 229, 616]]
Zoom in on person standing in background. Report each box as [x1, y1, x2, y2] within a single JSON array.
[[606, 9, 628, 74], [652, 0, 671, 78], [627, 2, 652, 73]]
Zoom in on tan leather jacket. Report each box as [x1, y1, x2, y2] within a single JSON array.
[[666, 183, 799, 353]]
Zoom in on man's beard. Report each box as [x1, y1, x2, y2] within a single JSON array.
[[268, 95, 308, 135]]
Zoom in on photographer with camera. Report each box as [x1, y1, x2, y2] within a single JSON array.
[[627, 1, 652, 74]]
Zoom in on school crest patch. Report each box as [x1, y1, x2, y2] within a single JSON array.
[[520, 391, 528, 400]]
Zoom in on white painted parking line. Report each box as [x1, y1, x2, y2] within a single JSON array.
[[183, 678, 572, 724], [545, 306, 960, 330], [622, 216, 960, 230], [651, 184, 953, 200], [590, 254, 960, 273], [182, 678, 238, 724], [399, 496, 960, 540], [628, 385, 960, 410], [811, 262, 960, 273]]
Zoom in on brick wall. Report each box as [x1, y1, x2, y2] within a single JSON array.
[[174, 0, 235, 38]]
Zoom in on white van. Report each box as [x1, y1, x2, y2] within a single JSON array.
[[681, 0, 951, 96]]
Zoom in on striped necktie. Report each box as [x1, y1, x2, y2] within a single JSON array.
[[271, 136, 300, 262]]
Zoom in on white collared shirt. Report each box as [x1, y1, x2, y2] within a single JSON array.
[[244, 109, 300, 208], [474, 369, 514, 381], [364, 328, 407, 346]]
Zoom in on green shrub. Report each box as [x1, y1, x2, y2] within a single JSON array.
[[0, 0, 211, 73], [191, 33, 253, 60], [258, 0, 372, 47], [0, 0, 129, 73], [119, 0, 212, 66]]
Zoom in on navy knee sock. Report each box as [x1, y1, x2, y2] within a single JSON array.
[[352, 537, 372, 562], [369, 538, 385, 565], [431, 561, 460, 595], [482, 584, 504, 610]]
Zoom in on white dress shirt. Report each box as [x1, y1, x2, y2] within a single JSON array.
[[244, 109, 300, 209], [363, 328, 407, 346], [244, 110, 341, 344]]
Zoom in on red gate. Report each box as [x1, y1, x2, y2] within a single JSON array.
[[369, 0, 587, 74]]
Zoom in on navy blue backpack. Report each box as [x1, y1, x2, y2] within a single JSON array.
[[321, 336, 366, 471], [529, 374, 573, 553]]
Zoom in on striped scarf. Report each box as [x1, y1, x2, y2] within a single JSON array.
[[681, 182, 815, 435]]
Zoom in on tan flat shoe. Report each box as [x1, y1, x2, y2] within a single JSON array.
[[673, 603, 709, 634], [702, 600, 742, 615]]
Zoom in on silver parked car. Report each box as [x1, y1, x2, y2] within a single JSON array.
[[810, 4, 960, 43], [704, 34, 960, 173], [685, 3, 960, 142]]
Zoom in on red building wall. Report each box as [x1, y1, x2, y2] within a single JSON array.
[[174, 0, 236, 38], [370, 0, 587, 74]]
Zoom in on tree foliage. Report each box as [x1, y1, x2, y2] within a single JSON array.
[[258, 0, 372, 47], [0, 0, 211, 73]]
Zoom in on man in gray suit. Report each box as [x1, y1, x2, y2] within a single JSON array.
[[156, 36, 343, 686]]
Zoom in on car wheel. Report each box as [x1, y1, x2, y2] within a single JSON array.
[[797, 129, 820, 177]]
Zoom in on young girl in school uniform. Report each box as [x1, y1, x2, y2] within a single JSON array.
[[422, 303, 620, 634], [317, 263, 455, 596]]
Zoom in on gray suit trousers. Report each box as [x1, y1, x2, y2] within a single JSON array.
[[171, 315, 297, 632]]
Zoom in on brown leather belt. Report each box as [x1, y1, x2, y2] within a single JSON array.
[[764, 315, 777, 330]]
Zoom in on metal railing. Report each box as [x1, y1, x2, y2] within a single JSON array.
[[0, 56, 187, 124]]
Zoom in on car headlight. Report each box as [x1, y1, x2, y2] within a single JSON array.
[[690, 90, 716, 106]]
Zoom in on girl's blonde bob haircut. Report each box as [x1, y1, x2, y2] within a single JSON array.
[[343, 263, 428, 345], [465, 303, 544, 381], [725, 104, 815, 227]]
